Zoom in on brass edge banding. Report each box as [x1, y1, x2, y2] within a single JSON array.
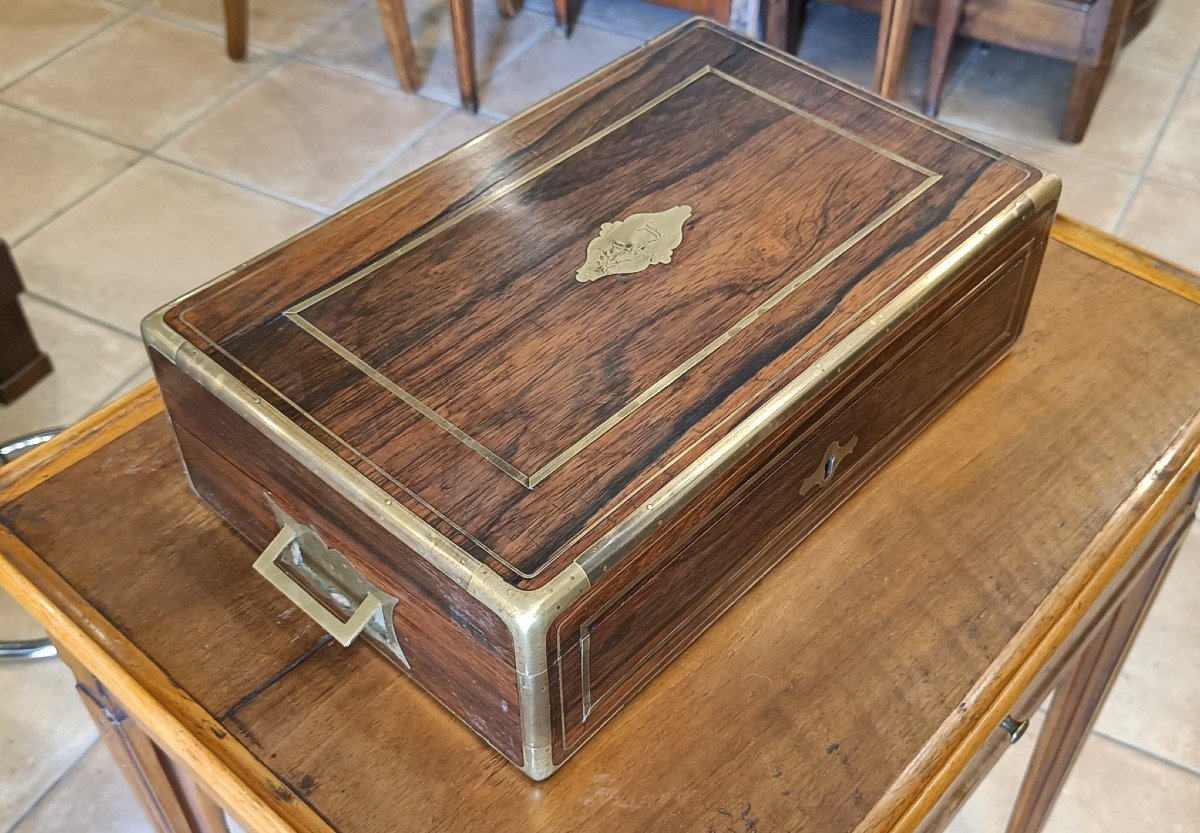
[[142, 311, 590, 780], [153, 15, 1038, 576], [141, 169, 1057, 778], [572, 171, 1061, 582]]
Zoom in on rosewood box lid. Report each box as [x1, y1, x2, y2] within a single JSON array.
[[145, 21, 1053, 591]]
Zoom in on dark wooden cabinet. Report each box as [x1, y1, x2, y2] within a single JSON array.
[[0, 241, 52, 405], [144, 20, 1057, 778]]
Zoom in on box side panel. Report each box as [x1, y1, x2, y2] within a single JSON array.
[[547, 203, 1056, 761], [150, 356, 525, 766]]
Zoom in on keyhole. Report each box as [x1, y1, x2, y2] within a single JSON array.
[[824, 454, 838, 480]]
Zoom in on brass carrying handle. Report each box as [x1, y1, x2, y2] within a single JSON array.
[[254, 525, 381, 647]]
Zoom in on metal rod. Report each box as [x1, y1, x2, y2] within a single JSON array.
[[1, 428, 65, 662], [0, 639, 57, 660]]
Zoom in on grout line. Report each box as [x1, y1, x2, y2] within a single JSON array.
[[288, 0, 374, 56], [0, 98, 146, 154], [0, 4, 135, 95], [144, 55, 288, 154], [1, 738, 102, 833], [1111, 49, 1200, 233], [22, 293, 146, 341], [149, 154, 331, 215], [1089, 727, 1200, 781], [331, 105, 459, 208], [87, 364, 154, 416], [129, 6, 291, 60], [7, 152, 145, 249]]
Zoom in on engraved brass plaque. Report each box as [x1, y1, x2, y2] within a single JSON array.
[[575, 205, 693, 283]]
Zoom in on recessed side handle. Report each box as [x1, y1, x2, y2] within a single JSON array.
[[254, 526, 381, 647], [253, 499, 408, 666]]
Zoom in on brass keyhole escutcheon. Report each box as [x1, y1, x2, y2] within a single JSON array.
[[800, 436, 858, 497]]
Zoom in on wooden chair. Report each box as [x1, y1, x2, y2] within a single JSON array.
[[221, 0, 517, 112], [923, 0, 1153, 142], [763, 0, 1161, 143]]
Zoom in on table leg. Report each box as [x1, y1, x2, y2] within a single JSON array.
[[57, 648, 229, 833], [874, 0, 916, 100], [448, 0, 478, 112], [376, 0, 421, 93], [1004, 514, 1191, 833]]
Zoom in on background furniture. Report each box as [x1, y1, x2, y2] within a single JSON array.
[[221, 0, 485, 110], [0, 241, 52, 405], [763, 0, 1161, 142], [221, 0, 246, 59], [1, 219, 1198, 833]]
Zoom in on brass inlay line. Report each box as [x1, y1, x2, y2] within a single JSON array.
[[283, 69, 939, 488], [168, 40, 1034, 577]]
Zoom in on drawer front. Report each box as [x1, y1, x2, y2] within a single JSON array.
[[552, 233, 1046, 753]]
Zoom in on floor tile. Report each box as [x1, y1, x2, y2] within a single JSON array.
[[0, 0, 126, 89], [939, 47, 1182, 171], [480, 23, 641, 117], [345, 108, 500, 204], [524, 0, 688, 39], [1093, 518, 1200, 772], [1, 13, 271, 149], [1117, 179, 1200, 273], [0, 104, 137, 242], [15, 158, 320, 335], [0, 589, 48, 644], [1121, 0, 1200, 75], [961, 131, 1138, 233], [795, 2, 959, 107], [160, 60, 445, 209], [10, 742, 153, 833], [1147, 78, 1200, 192], [795, 3, 877, 90], [945, 716, 1200, 833], [0, 297, 147, 439], [0, 658, 98, 830], [300, 0, 552, 107], [145, 0, 360, 53]]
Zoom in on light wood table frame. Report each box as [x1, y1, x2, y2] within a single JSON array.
[[1, 219, 1199, 833]]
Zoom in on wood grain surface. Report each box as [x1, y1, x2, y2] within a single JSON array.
[[3, 225, 1200, 832], [157, 20, 1039, 585]]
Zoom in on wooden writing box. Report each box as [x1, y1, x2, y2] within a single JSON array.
[[143, 20, 1059, 779]]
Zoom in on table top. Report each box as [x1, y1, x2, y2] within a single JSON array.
[[2, 219, 1200, 833]]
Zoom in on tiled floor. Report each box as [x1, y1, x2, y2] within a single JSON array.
[[0, 0, 1198, 830]]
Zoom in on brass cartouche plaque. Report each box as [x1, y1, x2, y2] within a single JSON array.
[[575, 205, 693, 283]]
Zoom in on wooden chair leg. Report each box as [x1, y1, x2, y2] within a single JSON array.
[[221, 0, 247, 61], [763, 0, 805, 55], [554, 0, 571, 35], [1060, 63, 1111, 143], [448, 0, 478, 112], [496, 0, 523, 19], [376, 0, 422, 93], [923, 0, 965, 116], [874, 0, 916, 100], [1060, 0, 1134, 142], [1004, 515, 1187, 833]]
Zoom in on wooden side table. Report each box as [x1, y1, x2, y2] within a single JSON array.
[[1, 219, 1199, 833]]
